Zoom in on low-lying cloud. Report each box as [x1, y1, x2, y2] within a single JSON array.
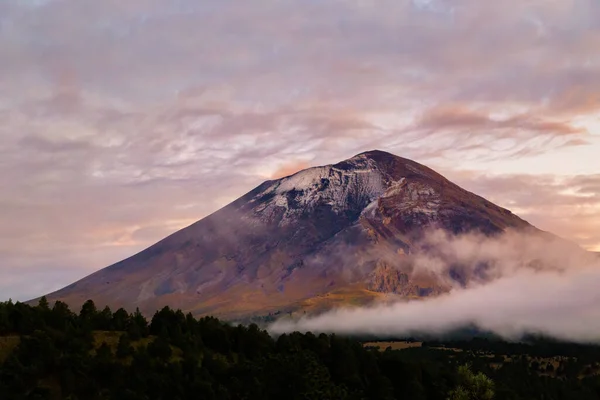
[[269, 230, 600, 343]]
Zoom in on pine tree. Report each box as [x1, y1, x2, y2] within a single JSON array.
[[37, 296, 50, 311]]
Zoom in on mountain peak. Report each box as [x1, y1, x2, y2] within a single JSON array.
[[331, 150, 443, 182], [335, 149, 406, 170], [352, 149, 399, 161]]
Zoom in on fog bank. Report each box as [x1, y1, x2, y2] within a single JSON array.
[[269, 231, 600, 343]]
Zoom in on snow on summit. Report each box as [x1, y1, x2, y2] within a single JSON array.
[[249, 151, 447, 226], [254, 155, 389, 224]]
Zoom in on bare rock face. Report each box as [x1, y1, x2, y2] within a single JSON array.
[[39, 150, 542, 318], [366, 262, 447, 297]]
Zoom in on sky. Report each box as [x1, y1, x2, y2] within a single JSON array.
[[0, 0, 599, 301]]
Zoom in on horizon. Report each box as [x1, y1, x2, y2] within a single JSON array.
[[1, 0, 600, 302]]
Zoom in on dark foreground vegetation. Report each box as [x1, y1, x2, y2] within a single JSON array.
[[1, 299, 599, 399]]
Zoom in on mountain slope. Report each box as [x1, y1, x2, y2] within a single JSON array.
[[42, 150, 542, 318]]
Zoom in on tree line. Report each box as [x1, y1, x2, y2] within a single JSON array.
[[0, 297, 597, 399]]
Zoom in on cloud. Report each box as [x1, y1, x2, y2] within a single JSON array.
[[270, 161, 312, 179], [416, 105, 584, 136], [401, 104, 590, 160], [270, 268, 600, 342], [270, 230, 600, 343]]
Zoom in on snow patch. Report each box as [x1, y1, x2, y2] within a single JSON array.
[[254, 158, 387, 225], [250, 156, 444, 225], [361, 199, 380, 218]]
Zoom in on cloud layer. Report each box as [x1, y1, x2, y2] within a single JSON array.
[[270, 230, 600, 343], [270, 268, 600, 342], [0, 0, 599, 300]]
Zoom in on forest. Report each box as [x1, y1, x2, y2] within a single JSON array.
[[1, 298, 599, 399]]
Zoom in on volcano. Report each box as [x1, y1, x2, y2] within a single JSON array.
[[41, 150, 548, 318]]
